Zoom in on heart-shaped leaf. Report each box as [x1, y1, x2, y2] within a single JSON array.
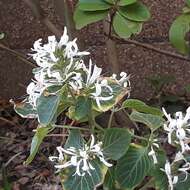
[[62, 159, 107, 190], [75, 96, 91, 121], [103, 128, 131, 160], [64, 130, 85, 149], [130, 111, 164, 131], [116, 144, 152, 189], [37, 94, 60, 124]]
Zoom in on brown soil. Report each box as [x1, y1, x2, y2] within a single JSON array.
[[0, 0, 189, 189]]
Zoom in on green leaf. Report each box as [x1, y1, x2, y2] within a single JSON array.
[[123, 99, 163, 116], [169, 14, 190, 55], [74, 8, 108, 29], [78, 0, 111, 11], [103, 167, 116, 190], [25, 126, 50, 164], [92, 77, 130, 112], [119, 2, 150, 22], [103, 0, 136, 6], [103, 128, 131, 160], [118, 0, 137, 6], [183, 6, 190, 14], [62, 159, 107, 190], [13, 100, 37, 118], [2, 166, 12, 190], [149, 150, 168, 190], [130, 111, 164, 131], [116, 144, 151, 189], [185, 84, 190, 93], [75, 96, 91, 121], [186, 0, 190, 7], [113, 12, 142, 39], [153, 169, 168, 190], [64, 130, 84, 149], [175, 174, 190, 190], [37, 94, 60, 124]]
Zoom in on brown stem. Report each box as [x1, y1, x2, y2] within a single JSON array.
[[103, 19, 120, 74], [111, 35, 190, 62], [54, 0, 75, 39], [0, 43, 35, 67]]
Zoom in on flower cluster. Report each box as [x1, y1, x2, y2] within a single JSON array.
[[162, 107, 190, 153], [19, 27, 130, 113], [161, 154, 190, 190], [49, 135, 112, 176], [160, 107, 190, 190]]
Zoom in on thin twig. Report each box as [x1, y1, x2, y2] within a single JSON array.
[[0, 43, 35, 67], [0, 136, 22, 143], [46, 134, 69, 137], [0, 117, 18, 127], [5, 152, 23, 167], [110, 35, 190, 62], [108, 110, 114, 128], [52, 124, 91, 131]]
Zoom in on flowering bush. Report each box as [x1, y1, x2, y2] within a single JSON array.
[[11, 28, 190, 190]]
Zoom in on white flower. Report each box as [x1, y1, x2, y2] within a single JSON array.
[[26, 81, 45, 108], [31, 27, 89, 72], [49, 135, 112, 176], [84, 59, 102, 86], [91, 79, 113, 110], [162, 107, 190, 153], [148, 139, 159, 164], [160, 160, 178, 190], [111, 72, 130, 88], [64, 38, 90, 59], [178, 162, 190, 182]]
